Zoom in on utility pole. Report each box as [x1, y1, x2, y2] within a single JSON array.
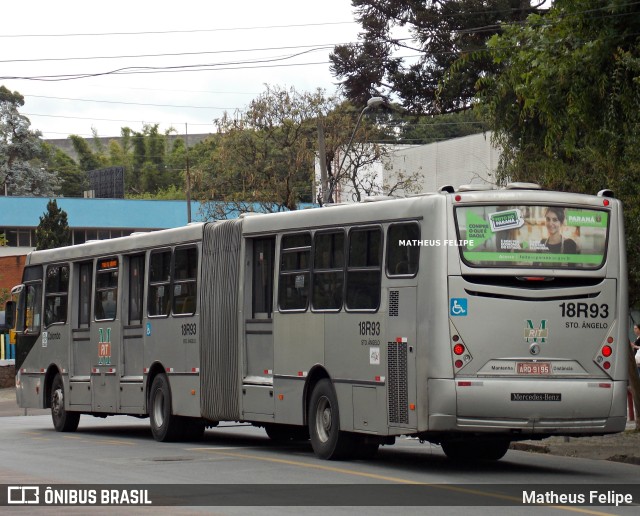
[[327, 97, 386, 204], [185, 123, 192, 223], [317, 118, 329, 204]]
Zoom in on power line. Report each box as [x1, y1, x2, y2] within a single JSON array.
[[24, 113, 216, 127], [0, 43, 342, 64], [1, 47, 337, 81], [0, 20, 356, 38], [26, 95, 234, 110]]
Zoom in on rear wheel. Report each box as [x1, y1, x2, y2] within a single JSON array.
[[308, 379, 353, 460], [149, 374, 183, 442], [51, 373, 80, 432], [441, 438, 510, 462]]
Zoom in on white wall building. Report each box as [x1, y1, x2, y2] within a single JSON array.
[[318, 132, 501, 203]]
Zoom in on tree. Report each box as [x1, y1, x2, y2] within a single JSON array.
[[0, 85, 60, 196], [317, 100, 410, 203], [128, 124, 181, 194], [69, 125, 185, 197], [475, 0, 640, 305], [192, 86, 418, 219], [35, 199, 71, 250], [69, 134, 107, 172], [330, 0, 544, 114], [41, 142, 87, 197], [195, 86, 330, 218]]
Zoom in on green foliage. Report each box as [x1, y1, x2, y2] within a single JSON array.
[[392, 110, 487, 145], [190, 86, 414, 217], [1, 85, 60, 196], [126, 184, 186, 200], [476, 0, 640, 305], [195, 86, 327, 216], [35, 199, 71, 250], [127, 124, 182, 195], [331, 0, 544, 114], [41, 142, 87, 197], [68, 125, 186, 196], [69, 134, 107, 172]]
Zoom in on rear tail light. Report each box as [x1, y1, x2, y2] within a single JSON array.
[[594, 336, 615, 374], [451, 334, 473, 372]]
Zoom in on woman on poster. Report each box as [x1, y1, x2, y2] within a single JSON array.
[[540, 207, 578, 254]]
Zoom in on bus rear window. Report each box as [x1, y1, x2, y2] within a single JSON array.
[[455, 205, 608, 269]]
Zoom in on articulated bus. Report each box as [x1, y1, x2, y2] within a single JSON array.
[[6, 184, 628, 461]]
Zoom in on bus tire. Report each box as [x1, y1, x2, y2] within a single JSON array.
[[441, 438, 510, 462], [51, 373, 80, 432], [308, 379, 353, 460], [149, 374, 182, 442]]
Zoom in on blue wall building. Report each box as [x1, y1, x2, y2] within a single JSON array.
[[0, 197, 204, 253]]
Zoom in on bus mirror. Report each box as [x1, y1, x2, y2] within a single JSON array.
[[4, 301, 15, 328]]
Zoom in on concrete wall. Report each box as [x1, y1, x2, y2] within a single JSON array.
[[385, 132, 500, 195], [318, 132, 501, 203], [45, 133, 213, 162]]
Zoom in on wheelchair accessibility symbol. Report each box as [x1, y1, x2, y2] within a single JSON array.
[[450, 298, 468, 316]]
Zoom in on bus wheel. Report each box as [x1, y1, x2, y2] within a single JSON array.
[[51, 373, 80, 432], [308, 379, 352, 460], [441, 438, 510, 462], [149, 374, 182, 442]]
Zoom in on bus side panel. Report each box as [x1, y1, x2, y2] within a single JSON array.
[[273, 312, 324, 426]]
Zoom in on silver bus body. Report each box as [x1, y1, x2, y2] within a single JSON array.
[[11, 187, 628, 460]]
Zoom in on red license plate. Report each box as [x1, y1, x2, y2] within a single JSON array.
[[517, 362, 550, 375]]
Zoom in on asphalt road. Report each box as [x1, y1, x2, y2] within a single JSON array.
[[1, 410, 639, 515], [1, 387, 639, 515]]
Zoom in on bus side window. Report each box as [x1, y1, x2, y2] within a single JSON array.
[[278, 233, 311, 311], [44, 264, 69, 327], [312, 231, 345, 311], [95, 258, 119, 321], [346, 227, 382, 311], [148, 249, 172, 317], [172, 247, 197, 315], [386, 223, 420, 277], [128, 254, 145, 324]]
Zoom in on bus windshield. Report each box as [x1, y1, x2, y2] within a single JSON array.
[[455, 205, 609, 269]]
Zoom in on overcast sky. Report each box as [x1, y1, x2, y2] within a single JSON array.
[[1, 0, 363, 139]]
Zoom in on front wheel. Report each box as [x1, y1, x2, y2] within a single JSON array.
[[308, 379, 353, 460], [149, 374, 183, 442], [51, 373, 80, 432]]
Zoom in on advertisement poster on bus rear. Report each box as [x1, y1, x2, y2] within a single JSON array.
[[455, 205, 608, 268]]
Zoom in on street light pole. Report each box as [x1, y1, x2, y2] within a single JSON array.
[[327, 96, 385, 204]]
